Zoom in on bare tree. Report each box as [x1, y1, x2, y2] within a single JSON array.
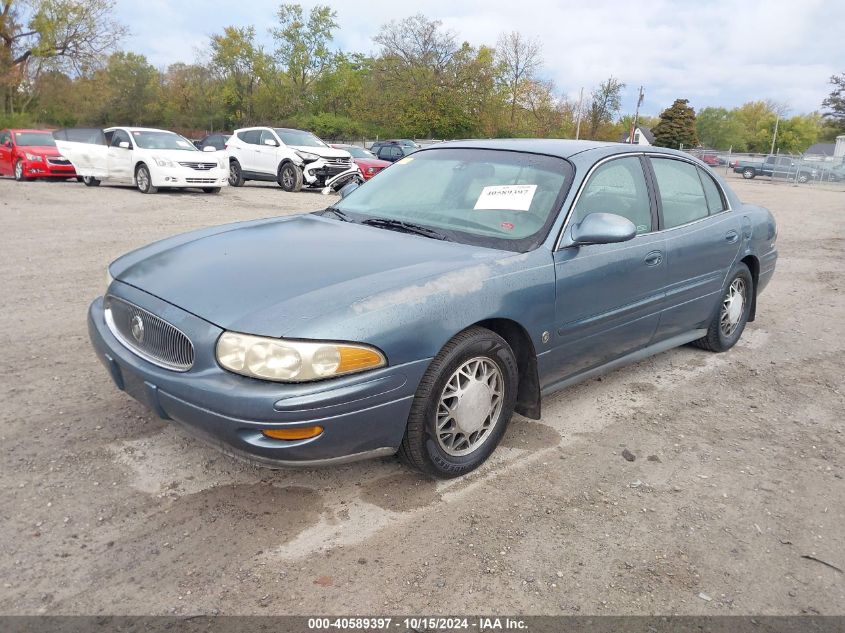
[[374, 14, 458, 75], [587, 76, 625, 139], [495, 31, 541, 126], [1, 0, 126, 114]]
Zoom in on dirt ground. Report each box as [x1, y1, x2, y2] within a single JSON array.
[[0, 176, 843, 616]]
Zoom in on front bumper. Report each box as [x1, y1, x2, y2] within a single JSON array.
[[150, 164, 229, 188], [302, 159, 357, 185], [87, 285, 429, 466], [22, 159, 76, 178]]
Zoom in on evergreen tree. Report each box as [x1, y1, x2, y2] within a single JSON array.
[[653, 98, 698, 148]]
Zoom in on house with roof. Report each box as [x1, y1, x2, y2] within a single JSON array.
[[619, 125, 655, 146], [804, 143, 836, 159]]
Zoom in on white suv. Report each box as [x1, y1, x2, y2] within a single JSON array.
[[227, 127, 361, 192]]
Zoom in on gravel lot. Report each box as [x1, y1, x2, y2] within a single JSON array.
[[1, 177, 843, 615]]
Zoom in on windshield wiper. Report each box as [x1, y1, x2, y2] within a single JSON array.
[[318, 206, 352, 222], [361, 218, 452, 241]]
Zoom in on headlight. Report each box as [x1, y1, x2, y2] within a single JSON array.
[[295, 150, 319, 163], [153, 156, 174, 167], [216, 332, 386, 382], [25, 153, 42, 161], [366, 167, 375, 174]]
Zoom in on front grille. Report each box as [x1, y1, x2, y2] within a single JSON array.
[[104, 296, 194, 371], [185, 178, 217, 184], [325, 157, 352, 165], [47, 156, 72, 166], [178, 162, 217, 170]]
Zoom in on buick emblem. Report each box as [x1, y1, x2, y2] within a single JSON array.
[[130, 315, 145, 343]]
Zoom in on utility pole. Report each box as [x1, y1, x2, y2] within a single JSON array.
[[770, 116, 779, 155], [630, 86, 644, 144], [574, 87, 584, 140]]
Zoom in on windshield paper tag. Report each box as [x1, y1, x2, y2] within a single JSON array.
[[474, 185, 537, 211]]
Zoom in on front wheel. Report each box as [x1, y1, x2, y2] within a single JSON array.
[[228, 160, 244, 187], [14, 160, 32, 182], [796, 172, 810, 184], [399, 326, 518, 478], [742, 168, 755, 179], [278, 162, 303, 192], [82, 176, 100, 187], [692, 263, 753, 352], [202, 187, 221, 194], [135, 164, 157, 194]]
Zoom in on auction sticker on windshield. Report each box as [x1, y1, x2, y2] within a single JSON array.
[[474, 184, 537, 211]]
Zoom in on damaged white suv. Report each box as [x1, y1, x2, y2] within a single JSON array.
[[227, 127, 361, 192]]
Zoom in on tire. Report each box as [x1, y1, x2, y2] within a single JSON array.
[[135, 164, 157, 194], [202, 187, 221, 194], [278, 162, 303, 192], [82, 176, 100, 187], [14, 160, 32, 181], [797, 172, 810, 184], [692, 263, 753, 353], [398, 326, 519, 478], [228, 160, 244, 187], [742, 168, 756, 179], [76, 176, 84, 183]]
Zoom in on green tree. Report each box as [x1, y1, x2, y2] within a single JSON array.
[[821, 72, 845, 134], [696, 107, 746, 150], [271, 3, 338, 105], [209, 26, 274, 127], [653, 98, 698, 148], [495, 31, 541, 129], [1, 0, 126, 114], [586, 77, 624, 140], [89, 51, 161, 125]]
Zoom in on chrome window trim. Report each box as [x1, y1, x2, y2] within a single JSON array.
[[554, 152, 650, 250], [104, 296, 194, 372]]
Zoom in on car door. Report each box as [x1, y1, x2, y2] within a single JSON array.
[[52, 128, 109, 178], [255, 129, 281, 174], [107, 129, 134, 183], [547, 155, 667, 384], [647, 156, 742, 341], [0, 130, 12, 175]]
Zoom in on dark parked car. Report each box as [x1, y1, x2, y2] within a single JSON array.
[[371, 142, 416, 162], [89, 140, 777, 478], [194, 133, 231, 151]]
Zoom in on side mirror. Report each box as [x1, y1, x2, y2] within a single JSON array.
[[202, 145, 216, 152], [118, 141, 130, 149], [264, 138, 278, 146], [570, 213, 637, 246], [338, 181, 360, 198]]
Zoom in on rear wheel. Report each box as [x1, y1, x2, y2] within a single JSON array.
[[82, 176, 100, 187], [797, 172, 810, 184], [692, 263, 753, 352], [278, 162, 303, 192], [742, 168, 755, 179], [202, 187, 221, 194], [399, 326, 518, 478], [228, 160, 244, 187]]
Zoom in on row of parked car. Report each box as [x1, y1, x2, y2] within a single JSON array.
[[1, 124, 422, 194]]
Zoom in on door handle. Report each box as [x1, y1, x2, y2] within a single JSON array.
[[725, 230, 739, 243], [644, 250, 663, 266]]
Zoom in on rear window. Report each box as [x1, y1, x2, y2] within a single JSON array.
[[238, 130, 261, 144]]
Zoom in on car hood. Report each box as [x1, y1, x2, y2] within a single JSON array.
[[20, 145, 60, 156], [112, 214, 502, 337], [140, 149, 211, 161], [354, 157, 391, 169], [292, 145, 350, 159]]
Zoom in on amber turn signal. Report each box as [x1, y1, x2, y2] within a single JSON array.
[[337, 346, 385, 373], [262, 426, 324, 441]]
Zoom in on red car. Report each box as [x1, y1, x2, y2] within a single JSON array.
[[331, 144, 391, 180], [0, 128, 77, 181]]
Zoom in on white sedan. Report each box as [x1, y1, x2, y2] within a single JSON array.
[[53, 127, 229, 194]]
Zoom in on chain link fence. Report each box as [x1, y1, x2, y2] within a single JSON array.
[[683, 148, 845, 191]]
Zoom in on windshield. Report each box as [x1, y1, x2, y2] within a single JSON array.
[[130, 130, 198, 151], [275, 129, 327, 147], [15, 132, 56, 147], [345, 146, 376, 159], [334, 148, 572, 251]]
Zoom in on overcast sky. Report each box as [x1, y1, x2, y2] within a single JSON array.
[[116, 0, 843, 117]]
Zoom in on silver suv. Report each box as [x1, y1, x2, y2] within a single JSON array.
[[227, 127, 360, 191]]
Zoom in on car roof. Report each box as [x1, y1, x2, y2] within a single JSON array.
[[424, 138, 693, 160], [106, 127, 176, 133], [6, 129, 54, 134]]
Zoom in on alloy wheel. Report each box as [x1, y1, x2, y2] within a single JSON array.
[[720, 278, 746, 337]]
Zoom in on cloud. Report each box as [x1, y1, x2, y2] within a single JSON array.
[[114, 0, 843, 115]]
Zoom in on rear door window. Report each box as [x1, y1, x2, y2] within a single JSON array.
[[697, 169, 726, 214]]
